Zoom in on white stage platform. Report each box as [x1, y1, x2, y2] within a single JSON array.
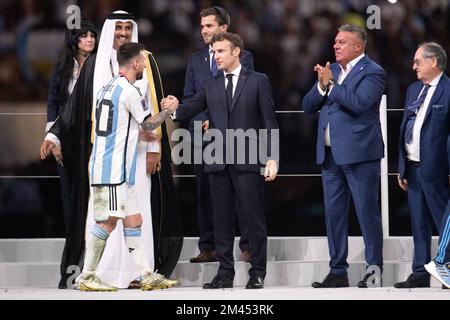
[[0, 287, 449, 300], [0, 237, 447, 300]]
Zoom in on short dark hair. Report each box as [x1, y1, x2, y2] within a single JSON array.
[[200, 6, 230, 27], [117, 42, 145, 67], [211, 32, 244, 56], [419, 42, 447, 71], [338, 24, 367, 46]]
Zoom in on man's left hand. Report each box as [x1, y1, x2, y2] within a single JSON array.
[[264, 160, 278, 181], [139, 128, 159, 142], [146, 152, 161, 175]]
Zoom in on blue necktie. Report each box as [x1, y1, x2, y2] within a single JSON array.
[[211, 51, 218, 77], [225, 74, 233, 113], [404, 84, 430, 144]]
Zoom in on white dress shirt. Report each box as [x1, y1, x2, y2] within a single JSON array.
[[406, 72, 443, 161], [209, 45, 214, 70], [224, 64, 242, 97], [318, 53, 365, 147]]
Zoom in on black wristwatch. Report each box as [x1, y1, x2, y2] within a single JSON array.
[[328, 78, 336, 87]]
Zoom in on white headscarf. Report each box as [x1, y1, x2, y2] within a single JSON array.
[[93, 10, 138, 102]]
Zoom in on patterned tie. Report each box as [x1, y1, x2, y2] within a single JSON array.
[[404, 84, 430, 144], [211, 51, 218, 77], [225, 74, 234, 113]]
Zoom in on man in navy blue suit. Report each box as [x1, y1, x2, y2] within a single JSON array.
[[182, 6, 254, 263], [166, 32, 279, 289], [395, 42, 449, 288], [303, 24, 386, 288]]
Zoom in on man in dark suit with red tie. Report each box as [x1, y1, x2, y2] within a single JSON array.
[[166, 32, 279, 289], [396, 42, 449, 288], [182, 6, 254, 263]]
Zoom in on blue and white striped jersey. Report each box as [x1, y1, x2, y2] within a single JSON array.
[[90, 75, 151, 186]]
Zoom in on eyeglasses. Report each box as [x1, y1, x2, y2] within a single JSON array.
[[413, 56, 434, 66]]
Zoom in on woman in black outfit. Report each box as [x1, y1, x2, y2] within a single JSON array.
[[46, 20, 97, 288]]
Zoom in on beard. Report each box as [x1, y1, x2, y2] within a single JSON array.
[[136, 70, 143, 80]]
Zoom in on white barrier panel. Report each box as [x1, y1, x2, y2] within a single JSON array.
[[380, 95, 389, 237]]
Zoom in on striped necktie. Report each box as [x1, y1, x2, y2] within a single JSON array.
[[210, 50, 218, 77], [404, 84, 430, 144]]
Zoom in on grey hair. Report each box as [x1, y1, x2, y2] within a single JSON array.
[[338, 24, 367, 46], [419, 42, 447, 71]]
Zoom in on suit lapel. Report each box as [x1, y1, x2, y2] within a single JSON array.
[[214, 73, 228, 114], [331, 64, 340, 83], [423, 75, 446, 123], [340, 55, 369, 85], [202, 48, 211, 75], [230, 68, 249, 112]]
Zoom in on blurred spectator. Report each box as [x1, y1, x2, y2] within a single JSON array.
[[0, 0, 448, 108]]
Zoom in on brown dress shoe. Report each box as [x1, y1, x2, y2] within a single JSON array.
[[241, 250, 251, 263], [189, 250, 218, 263]]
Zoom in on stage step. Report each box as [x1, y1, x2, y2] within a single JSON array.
[[0, 237, 439, 262], [0, 260, 443, 288], [0, 239, 64, 263], [179, 237, 439, 262], [0, 237, 441, 288], [172, 260, 444, 287]]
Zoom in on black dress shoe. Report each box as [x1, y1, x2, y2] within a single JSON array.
[[394, 274, 430, 288], [203, 275, 233, 289], [246, 276, 264, 289], [312, 273, 349, 288], [357, 270, 382, 288], [442, 285, 449, 289]]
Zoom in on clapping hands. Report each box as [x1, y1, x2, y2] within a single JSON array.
[[314, 61, 332, 90]]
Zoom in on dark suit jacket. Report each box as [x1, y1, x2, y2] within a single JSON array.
[[182, 48, 254, 128], [398, 74, 450, 182], [176, 67, 278, 173], [303, 55, 386, 165], [448, 133, 450, 173]]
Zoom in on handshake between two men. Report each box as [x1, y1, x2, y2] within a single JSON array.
[[137, 95, 179, 143]]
